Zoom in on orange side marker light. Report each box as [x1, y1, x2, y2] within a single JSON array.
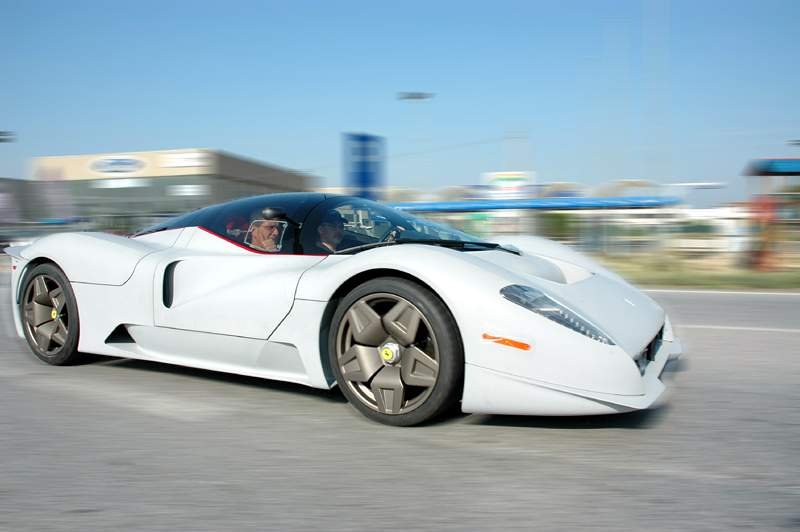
[[482, 333, 531, 351]]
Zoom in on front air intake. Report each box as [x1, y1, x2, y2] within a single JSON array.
[[635, 326, 664, 375]]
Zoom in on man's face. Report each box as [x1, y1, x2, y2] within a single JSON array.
[[251, 221, 281, 251], [319, 220, 344, 248]]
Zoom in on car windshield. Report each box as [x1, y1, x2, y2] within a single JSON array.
[[302, 197, 487, 255]]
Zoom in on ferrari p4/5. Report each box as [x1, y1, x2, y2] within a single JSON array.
[[6, 193, 681, 426]]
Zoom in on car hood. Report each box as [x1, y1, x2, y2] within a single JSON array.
[[473, 248, 664, 357]]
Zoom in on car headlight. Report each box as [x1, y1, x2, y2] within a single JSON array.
[[500, 284, 615, 345]]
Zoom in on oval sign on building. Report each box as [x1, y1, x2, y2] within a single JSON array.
[[90, 157, 146, 175]]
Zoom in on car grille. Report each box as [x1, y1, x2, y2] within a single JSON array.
[[636, 325, 664, 375]]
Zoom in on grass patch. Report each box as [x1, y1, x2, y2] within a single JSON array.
[[597, 254, 800, 290]]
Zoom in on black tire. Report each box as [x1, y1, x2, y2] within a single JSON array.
[[19, 263, 81, 365], [328, 277, 463, 426]]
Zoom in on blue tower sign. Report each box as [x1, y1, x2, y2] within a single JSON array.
[[343, 133, 385, 200]]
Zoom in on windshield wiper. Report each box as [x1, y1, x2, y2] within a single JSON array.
[[333, 241, 400, 254], [334, 238, 519, 255], [402, 239, 520, 254]]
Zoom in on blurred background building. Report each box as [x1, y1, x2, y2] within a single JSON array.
[[1, 148, 313, 236]]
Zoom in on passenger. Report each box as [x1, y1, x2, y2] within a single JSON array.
[[249, 219, 283, 252]]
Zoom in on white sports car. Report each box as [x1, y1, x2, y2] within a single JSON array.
[[5, 193, 681, 425]]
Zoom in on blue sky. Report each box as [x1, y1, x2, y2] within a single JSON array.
[[1, 0, 798, 205]]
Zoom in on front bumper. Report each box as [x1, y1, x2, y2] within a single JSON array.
[[461, 335, 683, 416]]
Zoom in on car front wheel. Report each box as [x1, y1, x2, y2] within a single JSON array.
[[329, 277, 463, 426], [20, 263, 81, 365]]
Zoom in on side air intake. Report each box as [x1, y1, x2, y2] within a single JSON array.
[[163, 261, 180, 308], [104, 324, 136, 345]]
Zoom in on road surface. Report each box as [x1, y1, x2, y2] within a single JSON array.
[[1, 274, 798, 531]]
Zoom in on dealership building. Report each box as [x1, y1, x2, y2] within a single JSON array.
[[28, 148, 314, 229]]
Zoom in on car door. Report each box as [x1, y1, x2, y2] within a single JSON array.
[[152, 226, 325, 339]]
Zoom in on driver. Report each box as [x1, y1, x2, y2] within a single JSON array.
[[311, 210, 346, 253]]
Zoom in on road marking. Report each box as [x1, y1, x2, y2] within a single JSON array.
[[680, 324, 800, 334], [645, 288, 800, 296]]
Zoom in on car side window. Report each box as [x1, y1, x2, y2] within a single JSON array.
[[204, 202, 297, 254]]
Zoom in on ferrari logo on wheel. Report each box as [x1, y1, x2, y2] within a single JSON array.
[[51, 309, 58, 320], [378, 342, 401, 365]]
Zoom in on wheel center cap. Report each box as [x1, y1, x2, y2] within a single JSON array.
[[378, 341, 401, 365], [50, 309, 57, 320]]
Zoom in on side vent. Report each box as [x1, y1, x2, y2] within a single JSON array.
[[105, 324, 135, 345], [163, 261, 180, 308]]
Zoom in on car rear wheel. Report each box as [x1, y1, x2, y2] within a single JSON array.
[[329, 277, 463, 426], [20, 263, 81, 365]]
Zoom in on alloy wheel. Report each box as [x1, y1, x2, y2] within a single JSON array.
[[22, 274, 69, 355], [335, 293, 440, 415]]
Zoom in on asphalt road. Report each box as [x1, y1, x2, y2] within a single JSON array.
[[1, 273, 798, 531]]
